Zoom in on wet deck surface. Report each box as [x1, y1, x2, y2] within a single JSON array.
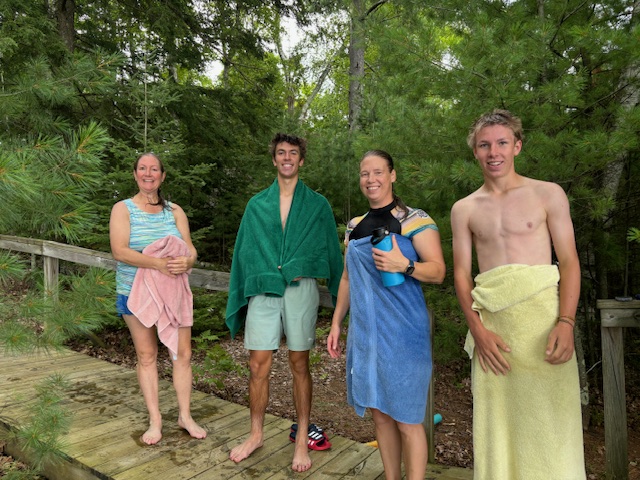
[[0, 348, 473, 480]]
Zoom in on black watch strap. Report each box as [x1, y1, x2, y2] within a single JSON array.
[[405, 259, 415, 275]]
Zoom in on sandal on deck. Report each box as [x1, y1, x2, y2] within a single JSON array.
[[289, 423, 332, 451]]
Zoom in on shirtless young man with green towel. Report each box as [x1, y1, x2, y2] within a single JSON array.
[[451, 109, 586, 479], [225, 133, 343, 472]]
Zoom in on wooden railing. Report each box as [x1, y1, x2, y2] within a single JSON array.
[[598, 299, 640, 480], [0, 234, 437, 461], [0, 234, 330, 306]]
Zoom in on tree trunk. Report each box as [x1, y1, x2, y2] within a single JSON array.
[[348, 0, 365, 132], [54, 0, 75, 52], [598, 0, 640, 297], [299, 45, 344, 122]]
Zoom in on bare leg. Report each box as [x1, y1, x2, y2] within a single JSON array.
[[371, 409, 403, 480], [289, 350, 312, 472], [397, 422, 428, 480], [123, 314, 162, 445], [173, 327, 206, 439], [229, 350, 272, 463]]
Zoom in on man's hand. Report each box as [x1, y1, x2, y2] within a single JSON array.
[[545, 322, 575, 364], [472, 325, 511, 375]]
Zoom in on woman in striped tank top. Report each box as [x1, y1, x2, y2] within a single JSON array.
[[109, 153, 206, 445]]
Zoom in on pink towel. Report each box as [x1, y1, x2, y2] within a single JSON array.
[[127, 235, 193, 359]]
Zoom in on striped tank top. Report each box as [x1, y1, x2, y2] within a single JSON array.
[[115, 199, 182, 295]]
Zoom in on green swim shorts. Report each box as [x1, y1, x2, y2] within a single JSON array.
[[244, 278, 319, 351]]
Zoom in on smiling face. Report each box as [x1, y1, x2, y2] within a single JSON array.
[[359, 154, 396, 208], [473, 124, 522, 180], [133, 154, 165, 195], [272, 141, 304, 180]]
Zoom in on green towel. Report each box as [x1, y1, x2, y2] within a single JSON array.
[[225, 179, 344, 338]]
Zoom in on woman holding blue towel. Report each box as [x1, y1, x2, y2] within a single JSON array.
[[327, 150, 445, 480]]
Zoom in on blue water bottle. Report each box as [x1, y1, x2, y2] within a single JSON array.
[[371, 226, 405, 287]]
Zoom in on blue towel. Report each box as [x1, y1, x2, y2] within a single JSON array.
[[346, 234, 432, 424]]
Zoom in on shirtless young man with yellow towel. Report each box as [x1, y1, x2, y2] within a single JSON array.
[[451, 109, 586, 479]]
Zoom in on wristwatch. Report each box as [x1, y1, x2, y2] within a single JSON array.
[[405, 259, 415, 276]]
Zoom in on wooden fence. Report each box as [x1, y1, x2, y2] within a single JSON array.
[[0, 234, 437, 462], [597, 299, 640, 480]]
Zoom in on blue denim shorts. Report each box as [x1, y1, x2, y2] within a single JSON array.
[[116, 294, 133, 316]]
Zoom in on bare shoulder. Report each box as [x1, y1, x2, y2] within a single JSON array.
[[170, 202, 185, 214], [526, 177, 568, 203], [170, 202, 188, 220], [110, 200, 129, 216], [451, 186, 484, 215]]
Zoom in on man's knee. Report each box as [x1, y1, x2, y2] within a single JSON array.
[[288, 351, 310, 376], [249, 352, 273, 379]]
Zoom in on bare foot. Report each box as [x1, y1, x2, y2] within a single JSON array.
[[292, 441, 312, 472], [178, 416, 207, 439], [229, 435, 263, 463], [141, 421, 162, 445]]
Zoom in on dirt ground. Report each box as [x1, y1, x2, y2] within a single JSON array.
[[60, 318, 640, 480]]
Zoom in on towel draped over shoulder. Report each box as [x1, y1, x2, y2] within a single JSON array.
[[466, 264, 586, 480], [127, 235, 193, 359], [225, 179, 344, 338]]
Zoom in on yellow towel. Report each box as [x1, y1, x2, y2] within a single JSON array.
[[465, 264, 586, 480]]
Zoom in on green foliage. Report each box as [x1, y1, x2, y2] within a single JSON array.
[[0, 374, 71, 477], [192, 330, 248, 389], [0, 122, 111, 243], [425, 287, 468, 364], [0, 268, 116, 353], [628, 228, 640, 244], [0, 252, 27, 287], [192, 290, 229, 336]]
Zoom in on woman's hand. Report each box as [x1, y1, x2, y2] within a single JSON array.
[[327, 322, 343, 358], [166, 255, 193, 275], [371, 235, 407, 273]]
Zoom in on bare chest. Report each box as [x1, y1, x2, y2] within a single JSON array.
[[280, 194, 293, 229], [469, 192, 547, 242]]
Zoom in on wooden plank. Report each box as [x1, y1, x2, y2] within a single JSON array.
[[0, 348, 81, 369], [600, 307, 640, 328], [187, 420, 293, 480], [83, 400, 262, 472], [42, 241, 116, 271], [0, 424, 104, 480], [266, 435, 356, 479], [601, 326, 629, 480], [302, 441, 381, 480], [0, 373, 139, 423], [339, 446, 385, 479], [426, 464, 474, 480], [0, 345, 471, 480], [0, 363, 132, 408], [424, 307, 435, 463], [597, 299, 640, 310], [0, 235, 44, 255], [111, 416, 274, 480], [43, 255, 59, 299], [103, 412, 285, 478]]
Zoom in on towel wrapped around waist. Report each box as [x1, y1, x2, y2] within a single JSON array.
[[127, 235, 194, 359], [466, 264, 585, 480], [346, 234, 431, 425]]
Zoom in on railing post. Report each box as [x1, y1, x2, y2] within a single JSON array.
[[423, 307, 435, 463], [43, 255, 59, 301], [598, 299, 640, 480]]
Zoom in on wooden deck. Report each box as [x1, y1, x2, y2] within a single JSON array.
[[0, 348, 472, 480]]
